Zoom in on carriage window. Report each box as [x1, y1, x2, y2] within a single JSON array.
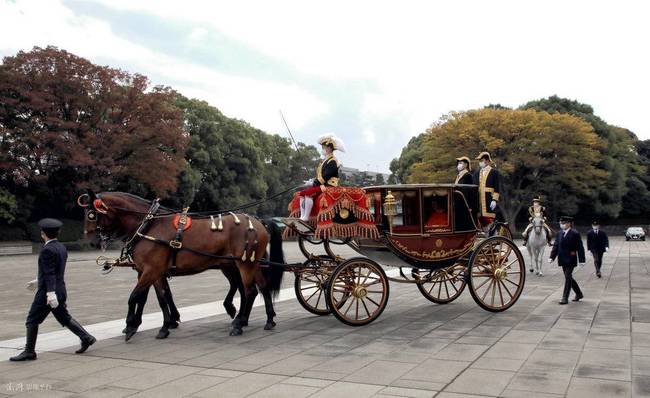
[[454, 190, 476, 231], [366, 192, 381, 223], [423, 189, 450, 230], [391, 190, 420, 231]]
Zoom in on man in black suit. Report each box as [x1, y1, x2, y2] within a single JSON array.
[[10, 218, 96, 361], [586, 220, 609, 278], [549, 216, 586, 305], [454, 156, 474, 184]]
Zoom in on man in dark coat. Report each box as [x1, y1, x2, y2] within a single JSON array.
[[586, 220, 609, 278], [454, 156, 473, 184], [549, 216, 586, 305], [10, 219, 96, 361]]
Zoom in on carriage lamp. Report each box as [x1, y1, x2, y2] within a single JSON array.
[[383, 191, 397, 233]]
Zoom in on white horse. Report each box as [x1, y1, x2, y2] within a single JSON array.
[[526, 215, 548, 276]]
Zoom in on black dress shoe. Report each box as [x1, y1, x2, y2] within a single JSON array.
[[75, 336, 96, 354], [10, 350, 37, 361], [559, 299, 568, 305], [572, 293, 584, 302]]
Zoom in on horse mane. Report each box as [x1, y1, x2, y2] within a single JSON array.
[[98, 192, 176, 213]]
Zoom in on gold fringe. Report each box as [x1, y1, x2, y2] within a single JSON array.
[[315, 222, 380, 240]]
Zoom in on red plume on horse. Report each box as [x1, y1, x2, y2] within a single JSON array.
[[77, 191, 284, 338]]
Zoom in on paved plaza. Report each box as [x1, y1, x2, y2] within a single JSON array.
[[0, 237, 649, 397]]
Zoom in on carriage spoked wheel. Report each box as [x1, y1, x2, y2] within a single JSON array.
[[325, 257, 390, 326], [414, 263, 467, 304], [294, 256, 339, 315], [467, 236, 525, 312]]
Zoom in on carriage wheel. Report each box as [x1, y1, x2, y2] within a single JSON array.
[[326, 257, 389, 326], [298, 235, 325, 259], [467, 236, 525, 312], [294, 256, 338, 315], [494, 223, 513, 240], [324, 237, 352, 258], [414, 263, 467, 304]]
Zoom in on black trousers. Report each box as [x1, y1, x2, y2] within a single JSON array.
[[26, 289, 72, 327], [591, 251, 604, 273], [561, 265, 582, 300]]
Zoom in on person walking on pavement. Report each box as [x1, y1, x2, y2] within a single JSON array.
[[548, 216, 586, 305], [587, 220, 609, 278], [10, 218, 96, 361]]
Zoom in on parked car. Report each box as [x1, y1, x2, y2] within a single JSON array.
[[625, 227, 646, 241]]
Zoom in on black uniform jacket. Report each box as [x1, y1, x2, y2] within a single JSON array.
[[455, 170, 473, 185], [314, 155, 340, 187], [38, 240, 67, 295], [474, 166, 500, 218], [587, 230, 609, 253], [550, 229, 585, 267]]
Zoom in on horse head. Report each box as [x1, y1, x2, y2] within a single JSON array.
[[77, 191, 148, 250], [532, 215, 544, 234]]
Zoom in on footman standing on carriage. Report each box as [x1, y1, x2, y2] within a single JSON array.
[[548, 216, 585, 305], [455, 156, 473, 184], [298, 134, 345, 221], [587, 220, 608, 278], [474, 152, 503, 233], [10, 219, 96, 361], [522, 196, 553, 246]]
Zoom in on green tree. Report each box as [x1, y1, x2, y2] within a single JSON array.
[[389, 134, 425, 183], [408, 108, 606, 228], [522, 95, 646, 219]]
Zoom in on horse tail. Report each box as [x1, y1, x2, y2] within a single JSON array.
[[263, 219, 285, 299]]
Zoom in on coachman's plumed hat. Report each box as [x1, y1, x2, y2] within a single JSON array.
[[456, 156, 471, 170], [475, 151, 492, 162], [318, 134, 346, 152]]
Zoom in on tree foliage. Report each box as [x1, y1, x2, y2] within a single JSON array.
[[408, 108, 606, 227]]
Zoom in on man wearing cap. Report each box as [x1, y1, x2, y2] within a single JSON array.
[[474, 152, 502, 228], [10, 218, 96, 361], [522, 196, 553, 246], [297, 134, 345, 221], [549, 216, 586, 305], [454, 157, 473, 184], [587, 221, 609, 278]]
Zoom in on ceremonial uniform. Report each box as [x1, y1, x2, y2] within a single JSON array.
[[10, 219, 95, 361], [587, 221, 609, 278], [297, 134, 345, 221], [522, 197, 553, 245], [474, 152, 502, 226], [549, 216, 585, 304], [454, 156, 474, 185]]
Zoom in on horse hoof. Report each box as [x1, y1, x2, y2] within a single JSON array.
[[229, 328, 243, 336], [538, 273, 544, 277], [122, 327, 128, 334], [124, 328, 137, 342], [225, 305, 237, 319], [264, 321, 276, 331], [156, 329, 170, 339], [529, 269, 534, 273]]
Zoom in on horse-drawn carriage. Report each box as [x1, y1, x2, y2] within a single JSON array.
[[79, 182, 525, 338], [284, 183, 525, 326]]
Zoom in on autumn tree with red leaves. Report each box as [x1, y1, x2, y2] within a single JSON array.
[[0, 46, 187, 224]]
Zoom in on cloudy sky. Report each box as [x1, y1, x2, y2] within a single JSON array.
[[1, 0, 649, 173]]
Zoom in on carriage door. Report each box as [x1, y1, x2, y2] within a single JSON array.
[[389, 190, 421, 234]]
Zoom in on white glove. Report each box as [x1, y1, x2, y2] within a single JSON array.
[[490, 200, 497, 211], [46, 291, 59, 309], [548, 258, 553, 264], [26, 279, 38, 291], [605, 247, 609, 252], [302, 179, 313, 187]]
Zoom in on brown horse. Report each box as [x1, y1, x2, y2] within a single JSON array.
[[80, 191, 284, 338]]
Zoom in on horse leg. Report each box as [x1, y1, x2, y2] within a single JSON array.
[[259, 285, 277, 330], [124, 271, 145, 334], [161, 277, 181, 328], [124, 272, 157, 342], [221, 268, 239, 319], [153, 279, 172, 339], [230, 265, 257, 336], [240, 285, 258, 328]]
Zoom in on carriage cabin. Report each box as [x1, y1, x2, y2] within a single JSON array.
[[352, 184, 480, 269]]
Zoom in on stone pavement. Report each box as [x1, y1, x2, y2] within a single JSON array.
[[0, 237, 649, 397]]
